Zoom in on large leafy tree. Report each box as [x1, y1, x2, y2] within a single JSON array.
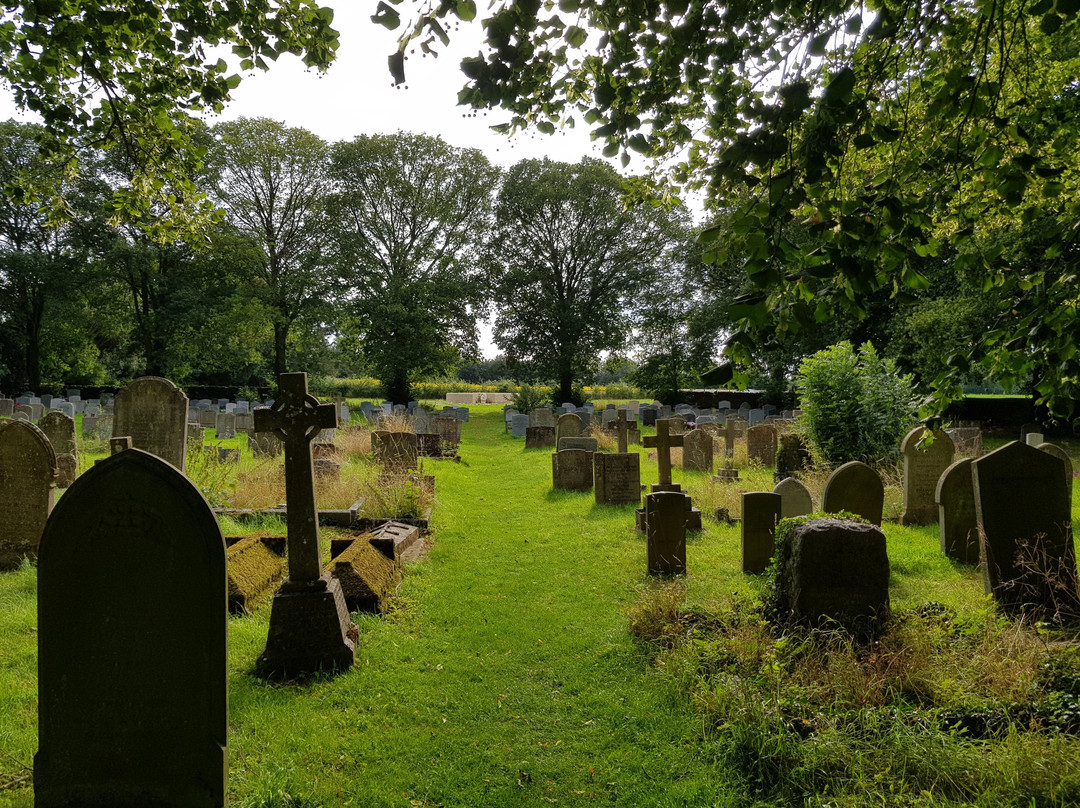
[[211, 117, 332, 377], [389, 0, 1080, 416], [485, 157, 679, 403], [327, 132, 498, 403], [0, 1, 339, 232]]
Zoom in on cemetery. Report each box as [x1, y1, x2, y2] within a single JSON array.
[[2, 383, 1080, 807]]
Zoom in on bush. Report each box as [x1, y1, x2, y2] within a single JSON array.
[[797, 341, 915, 464], [512, 384, 550, 413]]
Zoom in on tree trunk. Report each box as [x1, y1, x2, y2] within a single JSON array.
[[558, 372, 574, 406], [273, 322, 288, 378], [25, 288, 44, 392]]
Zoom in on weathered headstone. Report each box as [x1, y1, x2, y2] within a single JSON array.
[[0, 398, 13, 417], [645, 491, 686, 575], [774, 433, 811, 482], [746, 423, 778, 466], [253, 372, 356, 677], [38, 410, 77, 456], [525, 425, 557, 449], [35, 449, 227, 808], [552, 449, 594, 490], [900, 427, 955, 526], [559, 436, 599, 452], [556, 412, 583, 443], [935, 458, 978, 564], [681, 428, 713, 472], [973, 441, 1079, 617], [1037, 442, 1073, 500], [215, 411, 236, 439], [594, 452, 641, 505], [774, 477, 813, 519], [434, 415, 462, 447], [372, 430, 419, 472], [112, 376, 188, 471], [772, 517, 890, 632], [0, 420, 56, 569], [742, 491, 782, 574], [821, 461, 884, 526], [530, 407, 555, 428]]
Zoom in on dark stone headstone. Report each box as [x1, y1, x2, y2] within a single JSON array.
[[973, 441, 1079, 617], [821, 461, 884, 526], [594, 452, 641, 505], [774, 433, 811, 482], [646, 491, 686, 575], [746, 423, 778, 466], [552, 449, 593, 490], [742, 492, 781, 574], [935, 458, 978, 564], [525, 426, 556, 449], [35, 449, 227, 808]]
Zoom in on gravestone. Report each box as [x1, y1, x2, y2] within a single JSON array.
[[14, 402, 33, 420], [973, 441, 1079, 617], [253, 372, 356, 677], [594, 452, 641, 505], [774, 433, 811, 482], [1025, 432, 1044, 447], [38, 411, 76, 456], [35, 449, 227, 808], [900, 427, 955, 526], [640, 419, 701, 530], [559, 436, 599, 452], [1037, 443, 1073, 499], [772, 517, 890, 633], [1019, 423, 1042, 442], [557, 412, 583, 442], [81, 413, 112, 440], [681, 428, 713, 472], [935, 458, 978, 564], [530, 407, 555, 428], [645, 491, 686, 575], [248, 429, 283, 458], [372, 430, 419, 472], [215, 411, 236, 439], [746, 423, 778, 466], [742, 491, 782, 574], [640, 406, 658, 426], [552, 449, 594, 490], [0, 398, 13, 417], [0, 420, 56, 569], [821, 461, 884, 525], [667, 415, 688, 434], [774, 477, 813, 519], [511, 414, 529, 437], [434, 415, 462, 446], [54, 453, 78, 489], [525, 426, 557, 449], [112, 376, 188, 471], [613, 409, 633, 453]]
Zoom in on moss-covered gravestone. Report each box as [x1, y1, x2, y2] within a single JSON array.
[[35, 449, 226, 807], [0, 420, 56, 569], [821, 461, 884, 526], [681, 428, 713, 472], [972, 441, 1079, 618], [552, 448, 593, 490]]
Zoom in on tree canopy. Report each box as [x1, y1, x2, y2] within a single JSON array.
[[388, 0, 1080, 417]]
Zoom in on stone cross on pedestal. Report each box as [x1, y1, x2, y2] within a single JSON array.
[[643, 418, 684, 486], [252, 372, 355, 678], [615, 409, 630, 454], [254, 373, 337, 582]]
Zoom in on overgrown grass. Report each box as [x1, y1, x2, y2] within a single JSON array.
[[2, 407, 1079, 807]]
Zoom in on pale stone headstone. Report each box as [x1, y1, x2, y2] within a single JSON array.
[[112, 376, 188, 471], [511, 414, 529, 437], [373, 430, 419, 472], [34, 449, 227, 808], [1020, 422, 1041, 442], [594, 453, 640, 505], [530, 407, 555, 428], [253, 373, 356, 677], [774, 477, 813, 519], [681, 428, 714, 472], [30, 402, 44, 421], [973, 441, 1079, 617], [0, 398, 12, 417], [14, 402, 33, 421], [935, 458, 978, 564], [552, 449, 593, 490], [742, 491, 781, 574], [215, 411, 236, 439], [557, 412, 583, 443], [0, 420, 56, 569], [900, 427, 955, 526], [54, 453, 77, 489], [746, 423, 778, 466], [646, 490, 686, 575], [1025, 432, 1044, 447], [821, 461, 884, 526], [38, 411, 76, 456], [773, 517, 890, 632], [748, 408, 765, 426], [1037, 442, 1073, 500]]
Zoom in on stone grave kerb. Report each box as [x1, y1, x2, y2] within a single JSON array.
[[643, 418, 685, 487], [253, 373, 337, 582]]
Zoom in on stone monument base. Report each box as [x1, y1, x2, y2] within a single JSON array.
[[635, 483, 701, 531], [256, 573, 357, 678]]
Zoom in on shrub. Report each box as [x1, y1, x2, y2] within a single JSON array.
[[512, 384, 550, 413], [797, 341, 915, 464]]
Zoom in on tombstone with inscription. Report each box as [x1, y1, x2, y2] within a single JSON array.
[[253, 373, 356, 677], [530, 407, 555, 428], [935, 458, 978, 564], [973, 441, 1079, 617], [552, 449, 594, 490], [557, 412, 583, 443], [34, 449, 227, 808], [774, 477, 814, 519], [434, 415, 462, 447], [215, 411, 236, 440], [900, 427, 955, 526], [0, 421, 57, 569], [372, 430, 419, 472], [821, 461, 884, 526], [112, 376, 188, 471], [681, 428, 714, 472], [746, 423, 778, 466], [742, 492, 782, 574], [525, 425, 557, 449]]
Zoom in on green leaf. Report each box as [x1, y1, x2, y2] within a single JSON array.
[[456, 0, 477, 21], [1040, 13, 1062, 33], [809, 31, 831, 56], [823, 67, 856, 102], [372, 2, 401, 29], [565, 25, 587, 47]]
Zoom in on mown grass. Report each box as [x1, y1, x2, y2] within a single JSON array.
[[1, 407, 1079, 806]]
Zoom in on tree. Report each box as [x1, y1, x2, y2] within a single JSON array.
[[388, 1, 1080, 417], [0, 1, 339, 232], [327, 132, 498, 403], [211, 117, 332, 377], [485, 158, 678, 404]]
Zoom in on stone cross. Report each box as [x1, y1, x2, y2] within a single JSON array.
[[615, 409, 630, 453], [643, 418, 684, 486], [253, 372, 337, 582]]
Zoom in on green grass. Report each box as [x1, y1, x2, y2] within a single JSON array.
[[2, 407, 1080, 806]]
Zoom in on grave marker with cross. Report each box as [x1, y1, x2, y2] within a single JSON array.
[[252, 372, 355, 677], [642, 418, 684, 486], [615, 409, 630, 454]]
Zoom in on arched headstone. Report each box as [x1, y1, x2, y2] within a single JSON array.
[[35, 449, 227, 807], [112, 376, 189, 471], [821, 461, 884, 526], [0, 420, 56, 569], [936, 458, 978, 564], [900, 427, 954, 526], [774, 477, 813, 519]]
